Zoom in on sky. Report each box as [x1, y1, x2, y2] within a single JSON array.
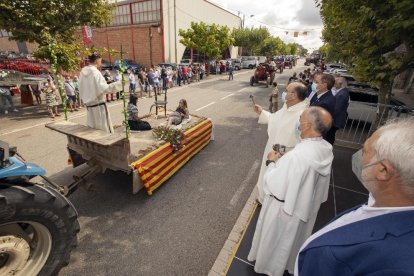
[[209, 0, 324, 51]]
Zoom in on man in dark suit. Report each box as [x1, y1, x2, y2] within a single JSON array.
[[310, 73, 336, 144], [296, 119, 414, 275], [332, 77, 350, 140]]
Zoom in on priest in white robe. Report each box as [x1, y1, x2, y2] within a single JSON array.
[[79, 53, 122, 133], [254, 82, 309, 204], [248, 106, 334, 276]]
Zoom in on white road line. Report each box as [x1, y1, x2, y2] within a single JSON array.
[[195, 101, 216, 111], [237, 87, 249, 92], [229, 159, 260, 207], [220, 93, 234, 100]]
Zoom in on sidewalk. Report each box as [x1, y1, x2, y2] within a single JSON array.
[[209, 145, 368, 276]]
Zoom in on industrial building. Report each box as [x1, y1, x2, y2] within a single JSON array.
[[0, 0, 241, 67]]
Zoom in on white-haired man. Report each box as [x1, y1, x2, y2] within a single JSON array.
[[296, 118, 414, 275], [248, 106, 334, 276]]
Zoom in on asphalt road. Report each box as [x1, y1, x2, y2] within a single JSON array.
[[0, 62, 305, 275]]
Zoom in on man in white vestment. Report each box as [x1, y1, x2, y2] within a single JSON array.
[[254, 82, 309, 204], [79, 53, 122, 133], [248, 106, 334, 276]]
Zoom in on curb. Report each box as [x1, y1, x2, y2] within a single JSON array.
[[208, 187, 258, 276]]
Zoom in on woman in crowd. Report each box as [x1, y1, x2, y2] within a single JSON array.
[[43, 82, 60, 118], [167, 99, 189, 126]]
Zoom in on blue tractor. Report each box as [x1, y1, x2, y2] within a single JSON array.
[[0, 140, 79, 275]]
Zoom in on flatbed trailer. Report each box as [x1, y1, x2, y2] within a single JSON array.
[[46, 114, 213, 195]]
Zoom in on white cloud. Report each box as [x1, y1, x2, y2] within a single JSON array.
[[208, 0, 324, 51]]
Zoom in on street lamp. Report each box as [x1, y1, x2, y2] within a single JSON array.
[[238, 11, 254, 29]]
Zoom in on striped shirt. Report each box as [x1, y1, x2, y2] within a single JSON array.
[[127, 103, 139, 121]]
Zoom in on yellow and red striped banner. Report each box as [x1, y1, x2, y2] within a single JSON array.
[[131, 119, 213, 195]]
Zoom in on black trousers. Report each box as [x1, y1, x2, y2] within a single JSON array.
[[324, 126, 338, 145]]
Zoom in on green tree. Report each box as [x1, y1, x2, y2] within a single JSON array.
[[0, 0, 112, 119], [179, 22, 234, 61], [288, 43, 299, 55], [258, 36, 284, 57], [318, 0, 414, 110], [233, 27, 271, 55], [0, 0, 112, 71]]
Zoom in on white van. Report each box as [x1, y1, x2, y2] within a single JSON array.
[[241, 56, 258, 69], [257, 56, 267, 63]]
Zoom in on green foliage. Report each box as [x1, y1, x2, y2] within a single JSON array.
[[0, 0, 112, 44], [179, 22, 234, 60], [318, 0, 414, 104], [233, 27, 271, 55], [233, 27, 303, 57], [152, 126, 185, 152], [34, 40, 81, 72], [258, 37, 284, 57], [0, 0, 112, 72]]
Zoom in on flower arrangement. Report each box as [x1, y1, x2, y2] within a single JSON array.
[[152, 126, 186, 152]]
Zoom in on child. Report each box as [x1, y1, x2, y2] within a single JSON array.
[[269, 82, 279, 113]]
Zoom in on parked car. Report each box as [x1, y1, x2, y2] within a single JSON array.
[[101, 60, 113, 70], [158, 63, 177, 70], [180, 59, 192, 66], [326, 63, 345, 72], [226, 58, 242, 70], [114, 59, 140, 73], [241, 56, 258, 69]]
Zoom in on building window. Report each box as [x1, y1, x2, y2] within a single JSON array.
[[131, 0, 161, 24], [108, 0, 161, 27], [110, 3, 131, 26]]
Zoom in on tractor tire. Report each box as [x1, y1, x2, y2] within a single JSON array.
[[0, 182, 79, 276], [250, 76, 254, 86]]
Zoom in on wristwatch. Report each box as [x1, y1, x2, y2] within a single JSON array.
[[266, 160, 275, 166]]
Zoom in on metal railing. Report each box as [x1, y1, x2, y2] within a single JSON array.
[[336, 101, 414, 148]]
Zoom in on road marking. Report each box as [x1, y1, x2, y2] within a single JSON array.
[[220, 93, 234, 100], [195, 101, 216, 111], [237, 87, 249, 92], [229, 159, 260, 207]]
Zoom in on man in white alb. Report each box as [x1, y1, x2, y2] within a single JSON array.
[[248, 106, 334, 276], [253, 82, 309, 204], [79, 53, 122, 133]]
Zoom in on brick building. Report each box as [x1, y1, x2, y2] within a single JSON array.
[[0, 0, 241, 68]]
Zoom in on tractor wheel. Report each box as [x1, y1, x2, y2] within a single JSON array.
[[0, 183, 79, 276], [250, 76, 254, 86]]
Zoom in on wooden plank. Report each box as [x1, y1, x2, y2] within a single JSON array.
[[46, 121, 125, 146]]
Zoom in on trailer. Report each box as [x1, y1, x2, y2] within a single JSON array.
[[45, 114, 214, 195]]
